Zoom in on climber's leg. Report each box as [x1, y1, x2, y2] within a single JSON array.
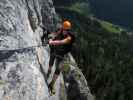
[[48, 48, 70, 95], [48, 74, 58, 95], [47, 50, 56, 78], [48, 56, 63, 95]]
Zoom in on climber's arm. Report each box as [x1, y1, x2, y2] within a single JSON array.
[[50, 28, 62, 35], [49, 36, 72, 45]]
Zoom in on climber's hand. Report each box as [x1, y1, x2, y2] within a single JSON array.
[[42, 40, 48, 46]]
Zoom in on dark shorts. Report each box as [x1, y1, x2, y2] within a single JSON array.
[[49, 46, 71, 74]]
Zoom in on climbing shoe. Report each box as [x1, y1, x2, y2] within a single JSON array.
[[48, 81, 56, 95]]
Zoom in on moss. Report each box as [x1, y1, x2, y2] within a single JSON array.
[[63, 63, 70, 74], [0, 80, 7, 85]]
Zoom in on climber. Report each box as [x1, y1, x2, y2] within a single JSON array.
[[47, 20, 75, 95]]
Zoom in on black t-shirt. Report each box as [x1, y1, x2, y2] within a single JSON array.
[[51, 29, 75, 54]]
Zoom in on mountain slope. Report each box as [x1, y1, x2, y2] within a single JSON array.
[[54, 1, 133, 100]]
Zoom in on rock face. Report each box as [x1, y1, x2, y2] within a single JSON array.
[[0, 0, 55, 100], [0, 0, 94, 100], [62, 54, 94, 100]]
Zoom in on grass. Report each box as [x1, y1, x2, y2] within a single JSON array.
[[100, 20, 122, 33], [55, 2, 92, 17], [70, 2, 92, 16]]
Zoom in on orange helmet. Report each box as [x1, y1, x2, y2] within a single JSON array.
[[63, 20, 72, 30]]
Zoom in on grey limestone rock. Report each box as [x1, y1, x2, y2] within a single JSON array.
[[0, 0, 55, 100]]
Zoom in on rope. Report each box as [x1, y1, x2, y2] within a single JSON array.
[[0, 43, 48, 62], [0, 43, 48, 52]]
